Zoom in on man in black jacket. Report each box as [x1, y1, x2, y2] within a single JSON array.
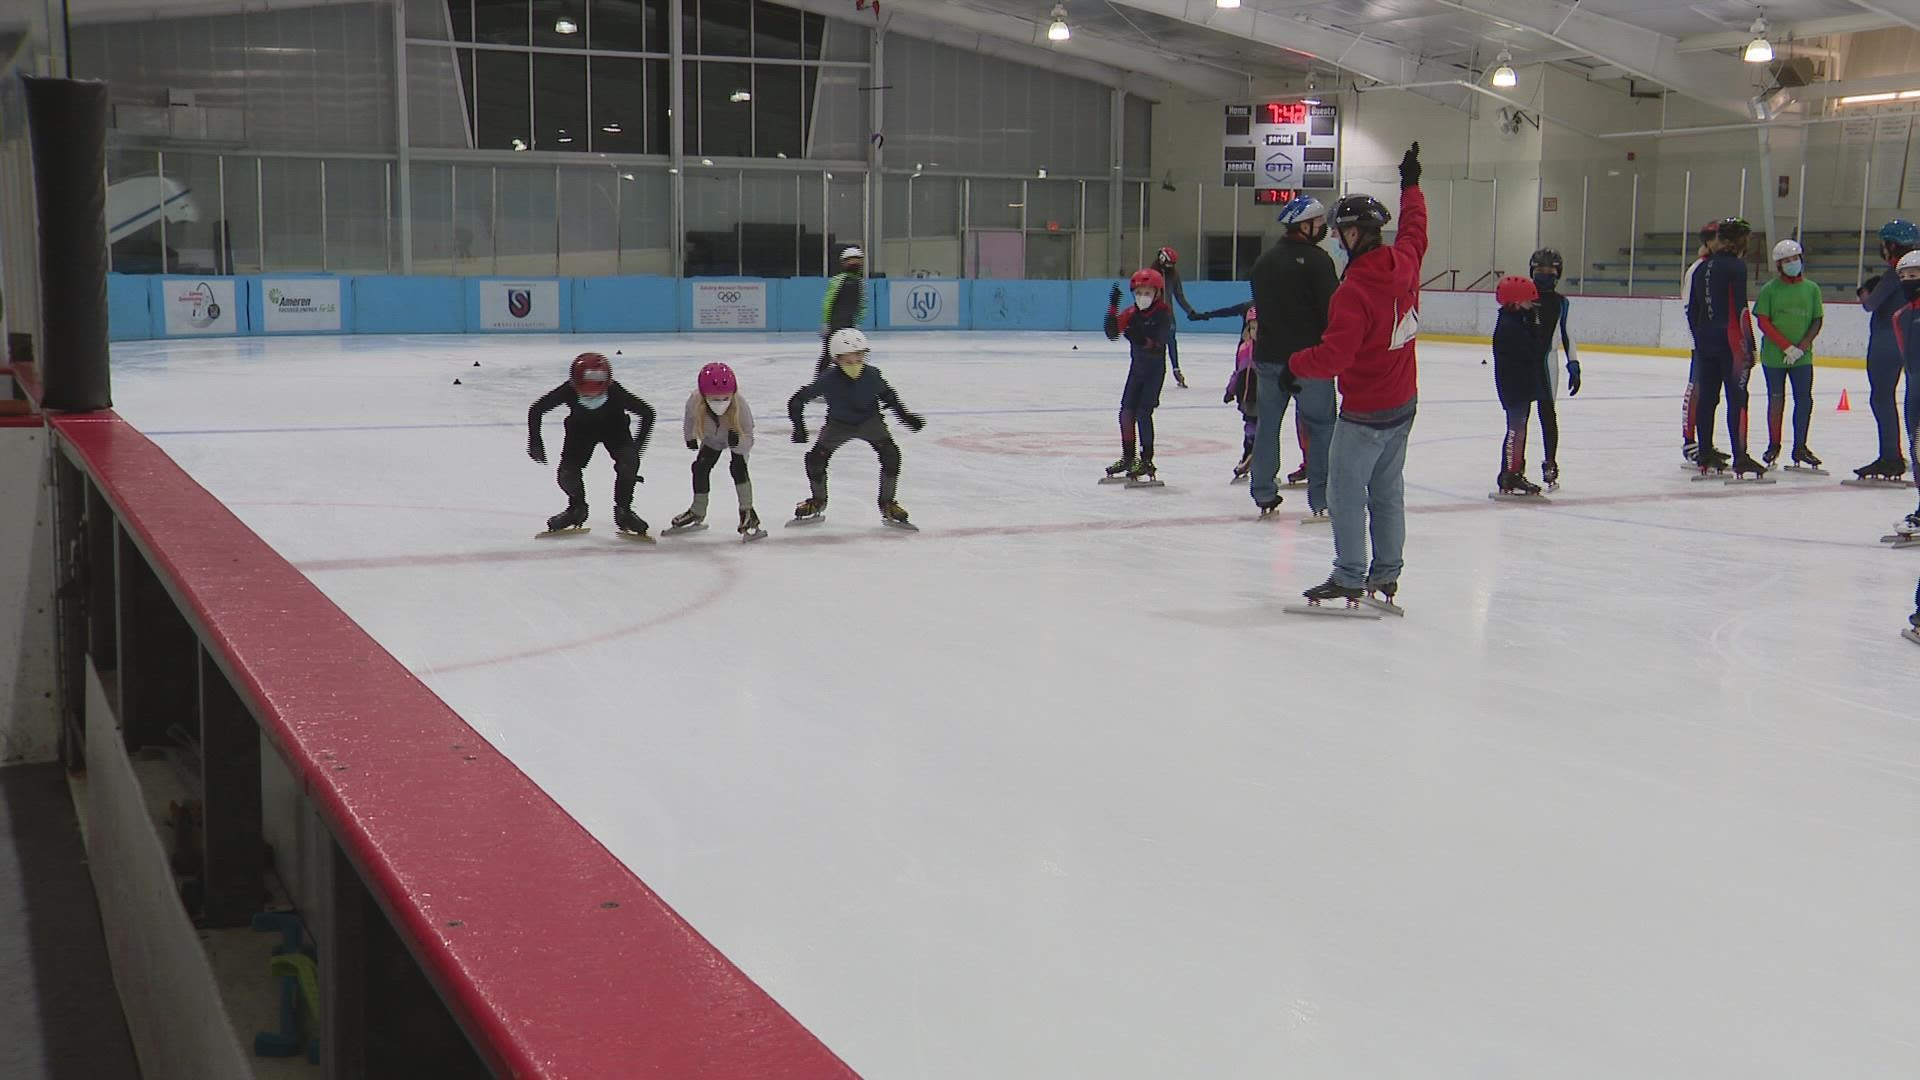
[[1247, 195, 1340, 516]]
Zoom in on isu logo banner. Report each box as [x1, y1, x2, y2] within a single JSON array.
[[889, 281, 958, 327], [162, 277, 238, 336], [480, 281, 560, 331]]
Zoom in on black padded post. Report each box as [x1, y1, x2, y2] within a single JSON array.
[[23, 76, 110, 411]]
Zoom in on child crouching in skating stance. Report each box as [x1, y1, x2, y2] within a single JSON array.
[[1102, 268, 1174, 486], [786, 329, 926, 529], [1225, 307, 1259, 481], [667, 362, 765, 541], [528, 352, 656, 540]]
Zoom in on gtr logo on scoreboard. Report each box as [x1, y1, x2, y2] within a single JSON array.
[[507, 288, 533, 319], [906, 285, 944, 322], [1263, 152, 1297, 183]]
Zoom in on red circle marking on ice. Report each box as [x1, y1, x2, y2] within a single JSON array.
[[937, 431, 1235, 457]]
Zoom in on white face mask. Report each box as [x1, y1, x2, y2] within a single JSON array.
[[706, 396, 731, 416], [1133, 292, 1154, 310], [577, 393, 608, 410]]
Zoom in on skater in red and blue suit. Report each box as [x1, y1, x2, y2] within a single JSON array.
[[1103, 267, 1175, 483], [1686, 216, 1766, 477], [1888, 250, 1920, 531], [1149, 247, 1197, 389]]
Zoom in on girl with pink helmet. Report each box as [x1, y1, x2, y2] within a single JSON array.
[[667, 362, 765, 541]]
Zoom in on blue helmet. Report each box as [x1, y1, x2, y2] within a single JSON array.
[[1880, 219, 1920, 249], [1277, 195, 1327, 228]]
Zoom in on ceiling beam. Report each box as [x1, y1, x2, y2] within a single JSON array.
[[1842, 0, 1920, 33], [1420, 0, 1759, 117], [1675, 12, 1899, 52], [1102, 0, 1479, 113]]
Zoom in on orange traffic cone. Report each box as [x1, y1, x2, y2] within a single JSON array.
[[1837, 388, 1851, 412]]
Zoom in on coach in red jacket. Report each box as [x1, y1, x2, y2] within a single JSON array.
[[1290, 143, 1427, 605]]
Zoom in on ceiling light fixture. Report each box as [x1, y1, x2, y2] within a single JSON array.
[[730, 89, 751, 103], [602, 121, 622, 133], [1837, 91, 1920, 105], [1216, 0, 1241, 8], [1489, 49, 1518, 89], [1743, 17, 1773, 64], [554, 16, 578, 35], [1047, 5, 1070, 42], [1302, 71, 1321, 106]]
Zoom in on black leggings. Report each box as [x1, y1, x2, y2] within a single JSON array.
[[806, 417, 901, 506], [1693, 345, 1752, 457], [558, 429, 639, 512], [691, 446, 750, 494]]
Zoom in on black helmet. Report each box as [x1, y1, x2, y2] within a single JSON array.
[[1529, 248, 1563, 274], [1332, 194, 1391, 230], [1716, 216, 1752, 240]]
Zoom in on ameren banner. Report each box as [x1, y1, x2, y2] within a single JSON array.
[[259, 279, 343, 333], [162, 278, 238, 336], [888, 280, 960, 327], [478, 281, 562, 331], [691, 282, 767, 329]]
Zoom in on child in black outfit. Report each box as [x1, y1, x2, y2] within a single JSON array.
[[528, 352, 656, 538], [1491, 276, 1550, 497]]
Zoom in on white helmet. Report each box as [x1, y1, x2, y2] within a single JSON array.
[[1277, 194, 1327, 228], [1771, 239, 1803, 262], [828, 327, 871, 357], [1898, 250, 1920, 272], [839, 246, 865, 261]]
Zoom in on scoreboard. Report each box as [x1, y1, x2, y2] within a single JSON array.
[[1223, 102, 1340, 203]]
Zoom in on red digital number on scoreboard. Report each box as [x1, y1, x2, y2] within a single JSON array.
[[1261, 102, 1310, 125], [1253, 188, 1298, 205]]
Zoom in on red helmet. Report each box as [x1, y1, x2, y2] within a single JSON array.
[[570, 352, 613, 396], [1495, 275, 1538, 308], [1129, 268, 1166, 292], [697, 362, 736, 397], [1156, 246, 1178, 266]]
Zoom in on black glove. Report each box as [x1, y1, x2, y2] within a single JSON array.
[[686, 438, 699, 451], [901, 411, 926, 433], [1567, 361, 1582, 397], [791, 424, 809, 444], [528, 437, 546, 464], [727, 430, 740, 448], [1399, 142, 1422, 189], [1108, 282, 1122, 308]]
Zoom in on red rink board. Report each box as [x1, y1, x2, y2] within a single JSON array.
[[49, 409, 857, 1079]]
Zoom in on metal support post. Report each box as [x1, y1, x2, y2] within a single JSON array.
[[196, 648, 261, 929], [1627, 173, 1640, 295], [393, 0, 414, 273]]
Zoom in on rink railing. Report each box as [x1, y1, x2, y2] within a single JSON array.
[[17, 359, 857, 1078], [107, 272, 1875, 364]]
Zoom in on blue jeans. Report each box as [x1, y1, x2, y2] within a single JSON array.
[[1328, 414, 1413, 589], [1251, 364, 1335, 511]]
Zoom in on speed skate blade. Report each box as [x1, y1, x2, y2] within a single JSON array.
[[1125, 478, 1167, 489], [1097, 476, 1132, 485], [883, 519, 921, 532], [1884, 534, 1919, 548], [1230, 475, 1250, 485], [1723, 476, 1778, 486], [1300, 514, 1330, 526], [1841, 477, 1909, 488], [1488, 491, 1551, 502], [1283, 602, 1382, 619], [1361, 595, 1406, 617], [741, 529, 769, 543], [785, 515, 826, 528], [1281, 480, 1307, 489], [1689, 471, 1730, 482], [617, 531, 657, 544], [534, 527, 591, 539], [1905, 628, 1920, 646], [662, 522, 708, 536], [1782, 465, 1830, 477]]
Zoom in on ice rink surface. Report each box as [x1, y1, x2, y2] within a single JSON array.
[[112, 330, 1920, 1079]]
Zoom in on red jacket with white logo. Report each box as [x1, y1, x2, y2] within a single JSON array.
[[1289, 185, 1428, 424]]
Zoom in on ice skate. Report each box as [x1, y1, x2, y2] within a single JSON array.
[[1255, 495, 1284, 519], [664, 508, 708, 535], [1844, 456, 1908, 488], [1761, 443, 1781, 467], [1284, 576, 1381, 618], [1490, 472, 1547, 501], [614, 508, 655, 543], [1690, 448, 1731, 481], [1784, 446, 1828, 476], [1283, 464, 1308, 489], [787, 497, 827, 527], [1230, 452, 1253, 484], [1725, 455, 1776, 485], [1541, 460, 1560, 492], [880, 502, 919, 531], [1683, 440, 1699, 465], [1300, 507, 1330, 526], [738, 508, 767, 543], [1362, 579, 1406, 617], [1100, 456, 1136, 485], [1881, 510, 1920, 547], [536, 504, 590, 538], [1907, 611, 1920, 646], [1125, 459, 1165, 489]]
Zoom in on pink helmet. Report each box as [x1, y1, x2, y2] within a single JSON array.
[[697, 362, 737, 397]]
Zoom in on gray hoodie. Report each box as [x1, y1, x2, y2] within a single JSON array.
[[683, 391, 756, 455]]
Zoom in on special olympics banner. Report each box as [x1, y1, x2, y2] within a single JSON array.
[[162, 278, 238, 336], [479, 280, 561, 331], [691, 282, 767, 329], [259, 278, 342, 333], [889, 280, 959, 327]]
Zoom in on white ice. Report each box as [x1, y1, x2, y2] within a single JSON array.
[[110, 331, 1920, 1080]]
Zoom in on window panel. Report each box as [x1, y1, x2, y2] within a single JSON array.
[[740, 170, 799, 278], [589, 54, 646, 154], [684, 170, 741, 276], [752, 0, 800, 59], [534, 52, 586, 150], [449, 0, 475, 40], [324, 159, 392, 272], [533, 0, 586, 47], [411, 161, 453, 272], [452, 163, 497, 275], [695, 0, 752, 57], [753, 63, 801, 160], [475, 49, 532, 150], [698, 60, 752, 158], [618, 169, 672, 274], [260, 157, 324, 271], [588, 0, 654, 51], [474, 0, 529, 45], [496, 165, 559, 274], [559, 167, 619, 275]]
